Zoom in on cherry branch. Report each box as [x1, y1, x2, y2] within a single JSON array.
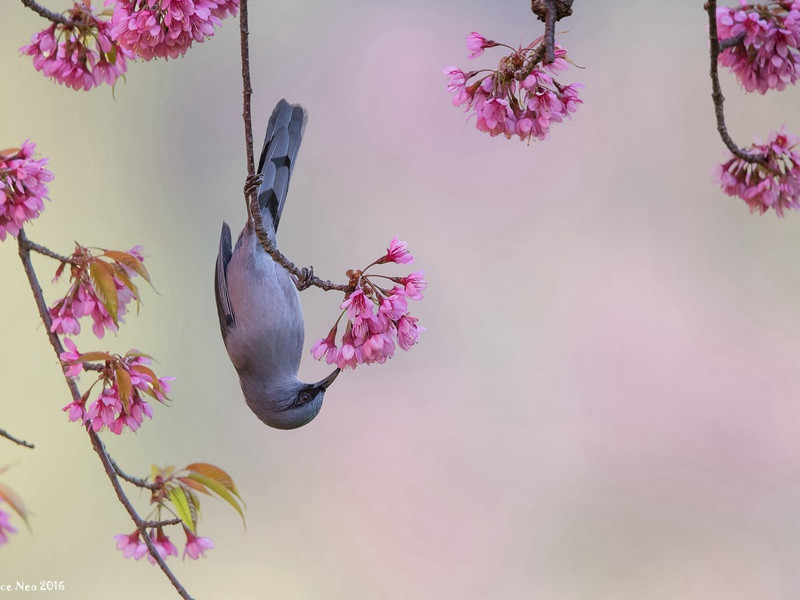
[[143, 518, 183, 528], [237, 0, 351, 294], [19, 236, 74, 264], [16, 228, 194, 600], [0, 427, 35, 449], [704, 0, 766, 164], [19, 0, 78, 26], [530, 0, 573, 63], [110, 456, 159, 490], [543, 0, 556, 63]]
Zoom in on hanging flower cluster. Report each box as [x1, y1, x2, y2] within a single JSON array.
[[443, 32, 583, 142], [311, 237, 425, 370], [110, 0, 239, 60], [20, 2, 129, 91], [114, 463, 244, 562], [60, 342, 174, 434], [49, 245, 150, 338], [716, 126, 800, 215], [0, 142, 53, 241], [717, 1, 800, 94]]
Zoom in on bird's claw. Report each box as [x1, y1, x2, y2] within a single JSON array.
[[295, 266, 314, 291], [244, 174, 263, 199]]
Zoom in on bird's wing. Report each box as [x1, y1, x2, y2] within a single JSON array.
[[215, 221, 235, 333], [257, 99, 308, 232]]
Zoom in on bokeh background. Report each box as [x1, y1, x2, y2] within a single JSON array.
[[3, 1, 800, 598]]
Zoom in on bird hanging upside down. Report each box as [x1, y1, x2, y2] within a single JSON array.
[[215, 99, 339, 429]]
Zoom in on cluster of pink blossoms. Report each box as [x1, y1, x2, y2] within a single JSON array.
[[0, 508, 16, 548], [21, 3, 129, 91], [716, 126, 800, 215], [60, 342, 173, 434], [717, 1, 800, 93], [110, 0, 239, 60], [444, 32, 583, 142], [0, 142, 53, 241], [311, 237, 425, 370], [49, 246, 148, 338], [115, 527, 212, 562]]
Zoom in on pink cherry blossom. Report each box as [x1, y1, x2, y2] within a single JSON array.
[[147, 528, 179, 564], [20, 4, 129, 91], [110, 0, 239, 61], [49, 246, 147, 338], [183, 528, 214, 560], [397, 271, 427, 300], [717, 1, 800, 93], [381, 236, 414, 264], [311, 243, 424, 370], [0, 142, 53, 241], [444, 38, 583, 142], [0, 509, 17, 547], [311, 328, 339, 364], [114, 531, 148, 560], [716, 126, 800, 215], [466, 32, 495, 59], [60, 349, 170, 433], [59, 338, 83, 378]]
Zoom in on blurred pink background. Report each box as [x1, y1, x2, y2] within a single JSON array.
[[3, 1, 800, 598]]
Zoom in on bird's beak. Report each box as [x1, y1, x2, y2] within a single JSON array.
[[315, 368, 340, 390]]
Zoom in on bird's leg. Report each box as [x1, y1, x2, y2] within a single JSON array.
[[244, 173, 263, 199], [294, 266, 314, 291]]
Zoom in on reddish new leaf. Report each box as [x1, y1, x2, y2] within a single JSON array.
[[185, 463, 241, 498], [103, 250, 151, 285]]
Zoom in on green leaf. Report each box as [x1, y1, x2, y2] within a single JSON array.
[[103, 250, 151, 285], [185, 463, 242, 499], [168, 486, 195, 532], [115, 366, 133, 412], [186, 473, 245, 527], [0, 483, 30, 531], [89, 260, 119, 326]]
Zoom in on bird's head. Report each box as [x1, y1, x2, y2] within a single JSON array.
[[244, 368, 340, 430]]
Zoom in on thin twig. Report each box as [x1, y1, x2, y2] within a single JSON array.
[[16, 228, 193, 600], [18, 236, 74, 264], [238, 0, 351, 295], [544, 0, 556, 63], [19, 0, 77, 26], [705, 0, 766, 164], [0, 427, 34, 449], [142, 518, 183, 528], [110, 456, 159, 490]]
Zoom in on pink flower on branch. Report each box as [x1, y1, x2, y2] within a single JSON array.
[[0, 142, 53, 241], [717, 1, 800, 94], [310, 238, 425, 370], [716, 126, 800, 215], [110, 0, 239, 61], [148, 528, 179, 564], [20, 3, 129, 91], [183, 528, 214, 560], [59, 344, 172, 434], [466, 31, 496, 59], [49, 245, 151, 338], [114, 530, 148, 560], [443, 34, 583, 142]]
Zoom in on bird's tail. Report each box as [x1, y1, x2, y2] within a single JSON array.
[[256, 99, 308, 233]]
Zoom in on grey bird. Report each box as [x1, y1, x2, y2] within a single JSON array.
[[215, 99, 339, 429]]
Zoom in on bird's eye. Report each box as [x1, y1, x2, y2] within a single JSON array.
[[298, 391, 312, 405]]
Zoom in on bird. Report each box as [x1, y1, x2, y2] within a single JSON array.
[[215, 99, 339, 429]]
